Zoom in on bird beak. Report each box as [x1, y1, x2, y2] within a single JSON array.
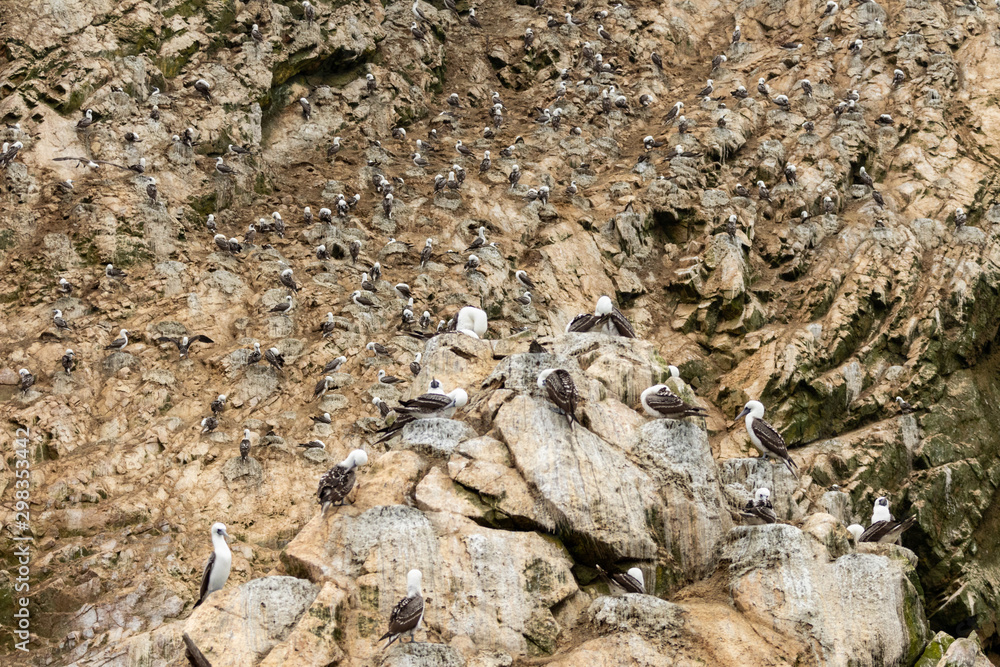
[[732, 406, 750, 425]]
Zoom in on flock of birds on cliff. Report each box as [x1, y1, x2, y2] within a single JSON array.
[[2, 0, 929, 652]]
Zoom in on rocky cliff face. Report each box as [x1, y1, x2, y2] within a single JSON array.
[[2, 0, 1000, 664]]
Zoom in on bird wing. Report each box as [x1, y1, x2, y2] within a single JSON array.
[[197, 551, 216, 605], [191, 334, 214, 344], [314, 377, 328, 396], [646, 387, 705, 416], [397, 392, 454, 414], [545, 370, 578, 415], [566, 313, 598, 333], [858, 520, 893, 543], [609, 308, 636, 337], [318, 464, 356, 505], [387, 594, 424, 635], [610, 572, 644, 594], [93, 159, 133, 171], [752, 419, 790, 459], [156, 337, 182, 349]]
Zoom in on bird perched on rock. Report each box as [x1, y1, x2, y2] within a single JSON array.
[[734, 401, 798, 477], [19, 368, 35, 393], [193, 523, 231, 607], [955, 207, 967, 228], [239, 429, 251, 462], [265, 347, 285, 370], [61, 349, 76, 374], [194, 79, 212, 103], [270, 295, 294, 316], [314, 376, 334, 400], [640, 384, 707, 419], [280, 268, 299, 292], [210, 394, 227, 415], [318, 449, 368, 512], [858, 497, 917, 543], [201, 417, 218, 433], [105, 329, 129, 351], [379, 569, 424, 648], [895, 396, 914, 414], [538, 369, 578, 425], [740, 488, 778, 525]]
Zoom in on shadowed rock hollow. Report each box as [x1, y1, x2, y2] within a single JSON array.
[[2, 0, 1000, 664]]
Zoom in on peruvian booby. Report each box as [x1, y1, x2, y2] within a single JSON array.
[[105, 329, 129, 351], [607, 567, 645, 594], [377, 369, 403, 384], [314, 376, 334, 400], [311, 412, 332, 424], [515, 292, 532, 306], [349, 240, 362, 264], [19, 369, 35, 393], [280, 268, 299, 292], [740, 488, 778, 525], [847, 524, 865, 541], [239, 429, 251, 461], [318, 449, 368, 511], [456, 306, 488, 338], [298, 440, 326, 450], [193, 523, 231, 607], [210, 394, 227, 415], [538, 369, 578, 425], [464, 254, 481, 272], [352, 290, 376, 308], [367, 341, 392, 357], [373, 397, 392, 419], [469, 7, 481, 28], [396, 387, 468, 419], [324, 356, 347, 374], [247, 342, 262, 365], [859, 497, 917, 543], [265, 347, 285, 370], [61, 349, 75, 374], [465, 226, 487, 251], [420, 238, 433, 267], [302, 0, 315, 22], [157, 334, 214, 358], [270, 295, 294, 316], [58, 278, 74, 295], [53, 309, 70, 331], [299, 97, 311, 120], [895, 396, 914, 414], [146, 178, 158, 204], [76, 109, 94, 130], [410, 353, 422, 376], [194, 79, 212, 103], [734, 401, 798, 477], [379, 570, 424, 648], [640, 385, 707, 419], [200, 417, 218, 433], [106, 264, 127, 279]]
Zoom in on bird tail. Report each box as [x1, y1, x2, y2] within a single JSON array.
[[783, 456, 798, 478], [381, 632, 400, 649], [193, 597, 203, 609]]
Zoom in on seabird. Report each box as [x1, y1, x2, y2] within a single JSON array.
[[895, 396, 914, 414], [732, 24, 741, 43], [270, 295, 294, 316], [19, 368, 35, 393], [194, 79, 212, 103], [538, 369, 578, 425], [640, 385, 707, 419], [412, 153, 429, 168], [58, 278, 74, 295], [239, 429, 251, 461], [129, 157, 146, 174], [299, 97, 311, 119], [784, 164, 797, 185], [302, 0, 316, 23], [508, 164, 521, 188], [419, 238, 434, 267], [696, 79, 714, 98], [876, 114, 894, 126], [734, 401, 798, 477], [849, 39, 862, 54], [366, 73, 377, 94], [892, 69, 905, 88], [53, 309, 70, 331], [210, 394, 227, 415], [352, 290, 376, 308], [740, 488, 778, 525], [664, 101, 683, 123], [643, 136, 664, 150], [145, 177, 159, 204], [858, 167, 874, 188], [847, 524, 865, 541], [124, 131, 141, 143], [247, 342, 262, 365], [76, 109, 94, 130], [378, 369, 403, 384], [367, 341, 392, 357], [314, 376, 334, 400], [524, 27, 535, 50], [265, 347, 285, 370], [859, 497, 917, 543], [464, 254, 481, 272], [157, 334, 214, 358], [410, 353, 422, 376], [822, 1, 837, 16], [955, 207, 967, 228], [469, 7, 482, 28], [757, 181, 772, 202], [317, 449, 369, 511], [370, 261, 382, 282], [873, 190, 886, 209], [567, 181, 578, 196], [515, 270, 536, 289], [324, 356, 347, 374], [105, 329, 129, 351], [350, 240, 362, 264], [395, 387, 469, 419], [466, 226, 487, 251], [61, 349, 75, 374], [597, 24, 612, 40], [731, 85, 748, 99], [200, 416, 218, 433], [379, 570, 424, 648], [515, 292, 532, 306], [456, 306, 488, 338], [298, 440, 326, 450], [193, 523, 231, 607], [215, 157, 235, 175], [251, 23, 264, 42], [603, 566, 645, 594], [311, 412, 332, 424], [329, 136, 342, 156], [652, 52, 663, 68], [280, 268, 299, 292]]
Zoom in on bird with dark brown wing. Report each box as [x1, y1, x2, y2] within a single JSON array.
[[317, 449, 369, 512], [537, 369, 578, 425], [156, 334, 214, 358], [379, 569, 424, 648]]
